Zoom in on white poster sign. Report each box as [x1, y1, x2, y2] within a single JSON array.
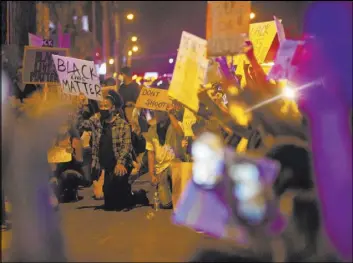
[[267, 40, 301, 80], [169, 31, 208, 112], [52, 55, 102, 101], [274, 16, 286, 43]]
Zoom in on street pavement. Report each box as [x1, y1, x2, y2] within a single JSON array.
[[1, 174, 245, 262]]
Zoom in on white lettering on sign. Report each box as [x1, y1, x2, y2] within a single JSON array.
[[52, 54, 102, 101]]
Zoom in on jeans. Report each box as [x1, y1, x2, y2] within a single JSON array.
[[157, 167, 173, 209]]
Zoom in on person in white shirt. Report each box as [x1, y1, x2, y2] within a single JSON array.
[[145, 107, 184, 209]]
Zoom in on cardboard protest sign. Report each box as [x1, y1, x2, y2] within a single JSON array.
[[230, 20, 278, 67], [267, 40, 301, 81], [22, 46, 69, 84], [274, 16, 285, 43], [52, 55, 102, 101], [207, 1, 251, 57], [182, 108, 197, 137], [169, 31, 208, 112], [136, 87, 172, 111]]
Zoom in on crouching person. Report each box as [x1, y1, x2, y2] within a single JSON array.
[[49, 123, 84, 203], [145, 106, 184, 209]]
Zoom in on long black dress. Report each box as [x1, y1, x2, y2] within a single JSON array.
[[99, 121, 133, 211]]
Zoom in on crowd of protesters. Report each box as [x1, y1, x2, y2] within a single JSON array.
[[1, 2, 352, 262]]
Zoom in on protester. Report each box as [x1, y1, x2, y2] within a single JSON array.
[[77, 95, 134, 211], [118, 66, 141, 105], [145, 105, 184, 209], [50, 122, 84, 203]]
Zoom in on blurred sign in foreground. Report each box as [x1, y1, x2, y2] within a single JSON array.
[[207, 1, 251, 57], [52, 55, 102, 101], [169, 31, 208, 112], [22, 46, 68, 85], [136, 87, 172, 111]]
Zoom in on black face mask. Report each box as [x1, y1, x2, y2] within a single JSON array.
[[100, 110, 111, 120], [82, 110, 91, 120]]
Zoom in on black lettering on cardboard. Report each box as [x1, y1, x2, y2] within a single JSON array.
[[88, 83, 95, 95], [89, 66, 97, 80], [57, 58, 66, 72], [82, 82, 89, 94], [74, 80, 82, 93], [94, 84, 101, 98], [81, 65, 90, 80], [68, 62, 81, 77]]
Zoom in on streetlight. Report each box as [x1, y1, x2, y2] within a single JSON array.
[[128, 50, 133, 56], [169, 58, 174, 64], [126, 13, 134, 20], [250, 12, 255, 20], [132, 45, 139, 52], [131, 36, 138, 42], [109, 58, 114, 65]]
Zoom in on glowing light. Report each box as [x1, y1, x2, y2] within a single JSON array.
[[282, 85, 297, 99], [95, 52, 100, 57], [261, 62, 275, 67], [99, 63, 107, 75], [113, 72, 117, 78], [250, 12, 256, 20], [126, 13, 134, 20], [131, 36, 138, 42], [132, 46, 139, 52], [128, 50, 133, 56], [157, 80, 163, 86], [132, 74, 137, 80], [169, 58, 174, 64], [245, 79, 321, 113], [109, 58, 114, 65]]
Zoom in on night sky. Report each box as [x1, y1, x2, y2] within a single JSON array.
[[116, 1, 310, 74]]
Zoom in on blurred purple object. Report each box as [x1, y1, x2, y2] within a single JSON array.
[[58, 23, 71, 49], [173, 180, 249, 246], [296, 2, 353, 260]]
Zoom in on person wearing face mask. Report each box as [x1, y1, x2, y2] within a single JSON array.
[[145, 105, 184, 209], [77, 95, 133, 211]]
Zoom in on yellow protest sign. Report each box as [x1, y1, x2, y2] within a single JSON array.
[[182, 108, 197, 137], [136, 87, 172, 111], [47, 146, 72, 164], [230, 20, 277, 67], [207, 1, 251, 57], [169, 31, 208, 112]]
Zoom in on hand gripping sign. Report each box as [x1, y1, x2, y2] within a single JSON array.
[[52, 55, 102, 101]]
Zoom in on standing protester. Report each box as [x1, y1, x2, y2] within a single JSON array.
[[118, 66, 141, 105], [77, 95, 134, 211], [145, 106, 184, 209]]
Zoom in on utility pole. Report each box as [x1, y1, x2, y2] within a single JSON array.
[[92, 1, 97, 47], [114, 2, 121, 75], [102, 1, 110, 76]]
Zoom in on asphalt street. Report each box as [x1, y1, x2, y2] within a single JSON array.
[[2, 174, 245, 262]]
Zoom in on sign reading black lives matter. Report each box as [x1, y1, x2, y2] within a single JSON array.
[[22, 46, 69, 85], [52, 54, 102, 101]]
